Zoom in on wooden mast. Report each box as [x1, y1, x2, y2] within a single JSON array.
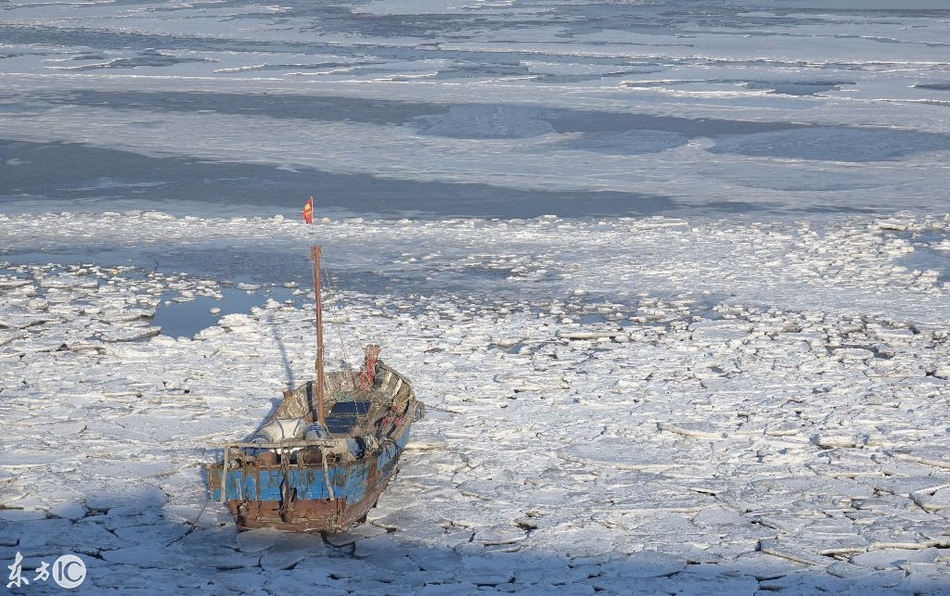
[[311, 245, 326, 427]]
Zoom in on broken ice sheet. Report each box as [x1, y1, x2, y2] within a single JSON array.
[[2, 8, 950, 587]]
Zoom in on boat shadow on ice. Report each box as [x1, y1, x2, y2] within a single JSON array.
[[4, 485, 946, 594]]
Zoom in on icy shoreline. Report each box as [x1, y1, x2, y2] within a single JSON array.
[[2, 211, 948, 594]]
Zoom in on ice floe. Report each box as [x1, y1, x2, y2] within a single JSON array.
[[0, 210, 947, 593], [2, 0, 950, 593]]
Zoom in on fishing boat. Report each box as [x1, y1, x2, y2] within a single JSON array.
[[205, 246, 424, 532]]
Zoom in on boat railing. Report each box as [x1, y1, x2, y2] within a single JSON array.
[[217, 440, 345, 450], [216, 439, 349, 504]]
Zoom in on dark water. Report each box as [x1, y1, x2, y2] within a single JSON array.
[[2, 1, 949, 220], [152, 285, 300, 338]]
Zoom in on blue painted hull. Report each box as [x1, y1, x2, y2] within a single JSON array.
[[206, 363, 422, 532], [210, 421, 410, 503]]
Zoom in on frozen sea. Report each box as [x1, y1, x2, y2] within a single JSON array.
[[1, 1, 949, 594]]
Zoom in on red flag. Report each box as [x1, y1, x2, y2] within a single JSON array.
[[302, 196, 314, 224]]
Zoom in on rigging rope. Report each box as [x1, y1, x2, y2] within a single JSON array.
[[316, 250, 354, 367]]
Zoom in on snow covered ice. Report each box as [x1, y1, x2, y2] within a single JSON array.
[[2, 213, 948, 594], [1, 1, 949, 594]]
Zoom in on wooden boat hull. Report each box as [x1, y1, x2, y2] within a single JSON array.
[[207, 418, 412, 532], [206, 362, 422, 533]]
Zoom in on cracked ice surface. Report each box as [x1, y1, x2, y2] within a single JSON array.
[[1, 212, 948, 594], [2, 0, 950, 592]]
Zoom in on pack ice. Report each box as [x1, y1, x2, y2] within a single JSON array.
[[1, 211, 948, 594]]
